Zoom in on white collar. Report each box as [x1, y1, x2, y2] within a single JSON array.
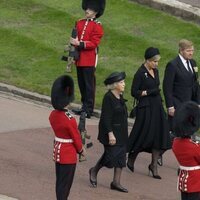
[[178, 54, 187, 64], [178, 54, 193, 73]]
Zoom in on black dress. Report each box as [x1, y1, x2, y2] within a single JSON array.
[[127, 65, 171, 153], [98, 91, 128, 168]]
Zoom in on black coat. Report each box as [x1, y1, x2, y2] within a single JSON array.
[[127, 65, 171, 153], [163, 56, 200, 108], [98, 91, 128, 146]]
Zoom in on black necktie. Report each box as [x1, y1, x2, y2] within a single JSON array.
[[186, 60, 193, 73]]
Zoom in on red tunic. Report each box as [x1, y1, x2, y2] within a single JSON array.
[[172, 138, 200, 193], [49, 110, 82, 164], [75, 18, 104, 67]]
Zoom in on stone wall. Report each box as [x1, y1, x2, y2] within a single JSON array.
[[130, 0, 200, 24]]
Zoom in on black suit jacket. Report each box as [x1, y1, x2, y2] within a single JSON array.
[[163, 56, 200, 108]]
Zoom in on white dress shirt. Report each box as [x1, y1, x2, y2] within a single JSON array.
[[179, 54, 193, 73]]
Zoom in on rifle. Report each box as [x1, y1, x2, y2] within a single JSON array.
[[78, 111, 93, 162], [191, 132, 200, 144], [61, 28, 79, 72]]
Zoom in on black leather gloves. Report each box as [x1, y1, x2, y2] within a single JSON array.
[[147, 88, 160, 96]]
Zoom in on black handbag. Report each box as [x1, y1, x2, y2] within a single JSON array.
[[129, 98, 138, 119]]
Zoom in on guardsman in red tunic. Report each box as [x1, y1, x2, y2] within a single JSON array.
[[172, 101, 200, 200], [49, 75, 85, 200], [71, 0, 105, 118]]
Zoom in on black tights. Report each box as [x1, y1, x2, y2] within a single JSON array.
[[91, 157, 124, 186], [128, 149, 161, 175]]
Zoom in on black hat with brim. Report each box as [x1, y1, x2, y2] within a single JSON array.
[[173, 101, 200, 137], [82, 0, 106, 18], [104, 71, 126, 86], [51, 75, 74, 110]]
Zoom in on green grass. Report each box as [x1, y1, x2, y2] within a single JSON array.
[[0, 0, 200, 110]]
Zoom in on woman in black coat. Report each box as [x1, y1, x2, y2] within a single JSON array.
[[89, 71, 128, 193], [127, 47, 171, 179]]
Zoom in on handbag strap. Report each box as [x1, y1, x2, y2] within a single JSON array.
[[133, 98, 138, 106]]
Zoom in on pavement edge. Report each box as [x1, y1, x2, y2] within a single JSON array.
[[130, 0, 200, 24], [0, 82, 135, 126]]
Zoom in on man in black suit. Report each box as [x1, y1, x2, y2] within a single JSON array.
[[163, 39, 200, 132], [160, 39, 200, 167]]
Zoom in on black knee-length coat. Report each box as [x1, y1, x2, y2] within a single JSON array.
[[98, 91, 128, 146], [127, 65, 171, 153], [97, 91, 128, 168]]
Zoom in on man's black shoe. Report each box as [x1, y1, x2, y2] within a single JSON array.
[[72, 108, 93, 119], [85, 113, 91, 119], [72, 108, 83, 115]]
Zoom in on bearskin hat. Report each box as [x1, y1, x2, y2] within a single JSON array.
[[51, 75, 74, 110], [173, 101, 200, 137], [82, 0, 106, 18]]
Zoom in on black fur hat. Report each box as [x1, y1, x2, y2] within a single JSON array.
[[173, 101, 200, 137], [82, 0, 106, 18], [51, 75, 74, 110], [104, 71, 126, 85]]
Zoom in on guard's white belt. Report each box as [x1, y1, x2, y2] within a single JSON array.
[[55, 137, 73, 143], [180, 165, 200, 171]]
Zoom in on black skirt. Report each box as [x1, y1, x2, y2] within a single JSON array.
[[127, 96, 171, 153], [100, 145, 126, 168]]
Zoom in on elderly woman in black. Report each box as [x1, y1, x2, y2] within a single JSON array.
[[89, 72, 128, 193], [127, 47, 171, 179]]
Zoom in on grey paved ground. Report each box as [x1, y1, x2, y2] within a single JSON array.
[[0, 91, 180, 200], [0, 0, 199, 199], [132, 0, 200, 24]]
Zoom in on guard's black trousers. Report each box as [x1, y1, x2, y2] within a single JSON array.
[[55, 163, 76, 200], [76, 67, 96, 115], [181, 192, 200, 200]]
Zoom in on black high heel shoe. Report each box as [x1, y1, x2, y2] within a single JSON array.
[[127, 162, 134, 173], [148, 165, 161, 179], [89, 168, 97, 187]]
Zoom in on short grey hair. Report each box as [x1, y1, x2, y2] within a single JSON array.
[[106, 82, 118, 90]]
